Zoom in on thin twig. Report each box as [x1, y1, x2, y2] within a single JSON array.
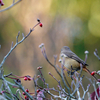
[[0, 22, 40, 69], [0, 0, 22, 12], [61, 63, 70, 94], [94, 49, 100, 61]]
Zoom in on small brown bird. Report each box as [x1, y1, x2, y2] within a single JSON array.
[[59, 46, 98, 81]]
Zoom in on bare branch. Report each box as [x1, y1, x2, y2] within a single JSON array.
[[0, 0, 22, 12], [94, 49, 100, 60], [0, 21, 40, 69]]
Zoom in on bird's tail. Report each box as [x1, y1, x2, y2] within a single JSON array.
[[83, 67, 98, 81]]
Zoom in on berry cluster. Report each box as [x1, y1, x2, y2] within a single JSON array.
[[23, 89, 29, 100], [0, 0, 4, 6], [24, 76, 31, 81]]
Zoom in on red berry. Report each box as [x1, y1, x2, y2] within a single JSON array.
[[0, 0, 4, 6], [39, 23, 43, 27], [27, 77, 31, 81], [22, 92, 25, 95], [26, 89, 29, 93], [1, 3, 4, 6], [91, 72, 95, 76], [0, 0, 2, 3], [24, 95, 29, 100], [37, 89, 40, 93], [24, 77, 28, 81], [24, 95, 27, 99]]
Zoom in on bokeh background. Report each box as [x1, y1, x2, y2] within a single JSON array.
[[0, 0, 100, 98]]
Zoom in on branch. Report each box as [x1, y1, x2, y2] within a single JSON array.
[[0, 0, 22, 12], [0, 21, 40, 69], [94, 49, 100, 61]]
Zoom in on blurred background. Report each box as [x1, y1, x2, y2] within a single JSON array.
[[0, 0, 100, 98]]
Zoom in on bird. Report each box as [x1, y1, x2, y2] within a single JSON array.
[[59, 46, 98, 81]]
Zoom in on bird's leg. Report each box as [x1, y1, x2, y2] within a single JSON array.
[[68, 66, 81, 80], [66, 66, 75, 80]]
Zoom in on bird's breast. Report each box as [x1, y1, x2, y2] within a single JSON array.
[[61, 57, 80, 70]]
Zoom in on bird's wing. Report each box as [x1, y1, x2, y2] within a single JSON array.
[[62, 51, 88, 66]]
